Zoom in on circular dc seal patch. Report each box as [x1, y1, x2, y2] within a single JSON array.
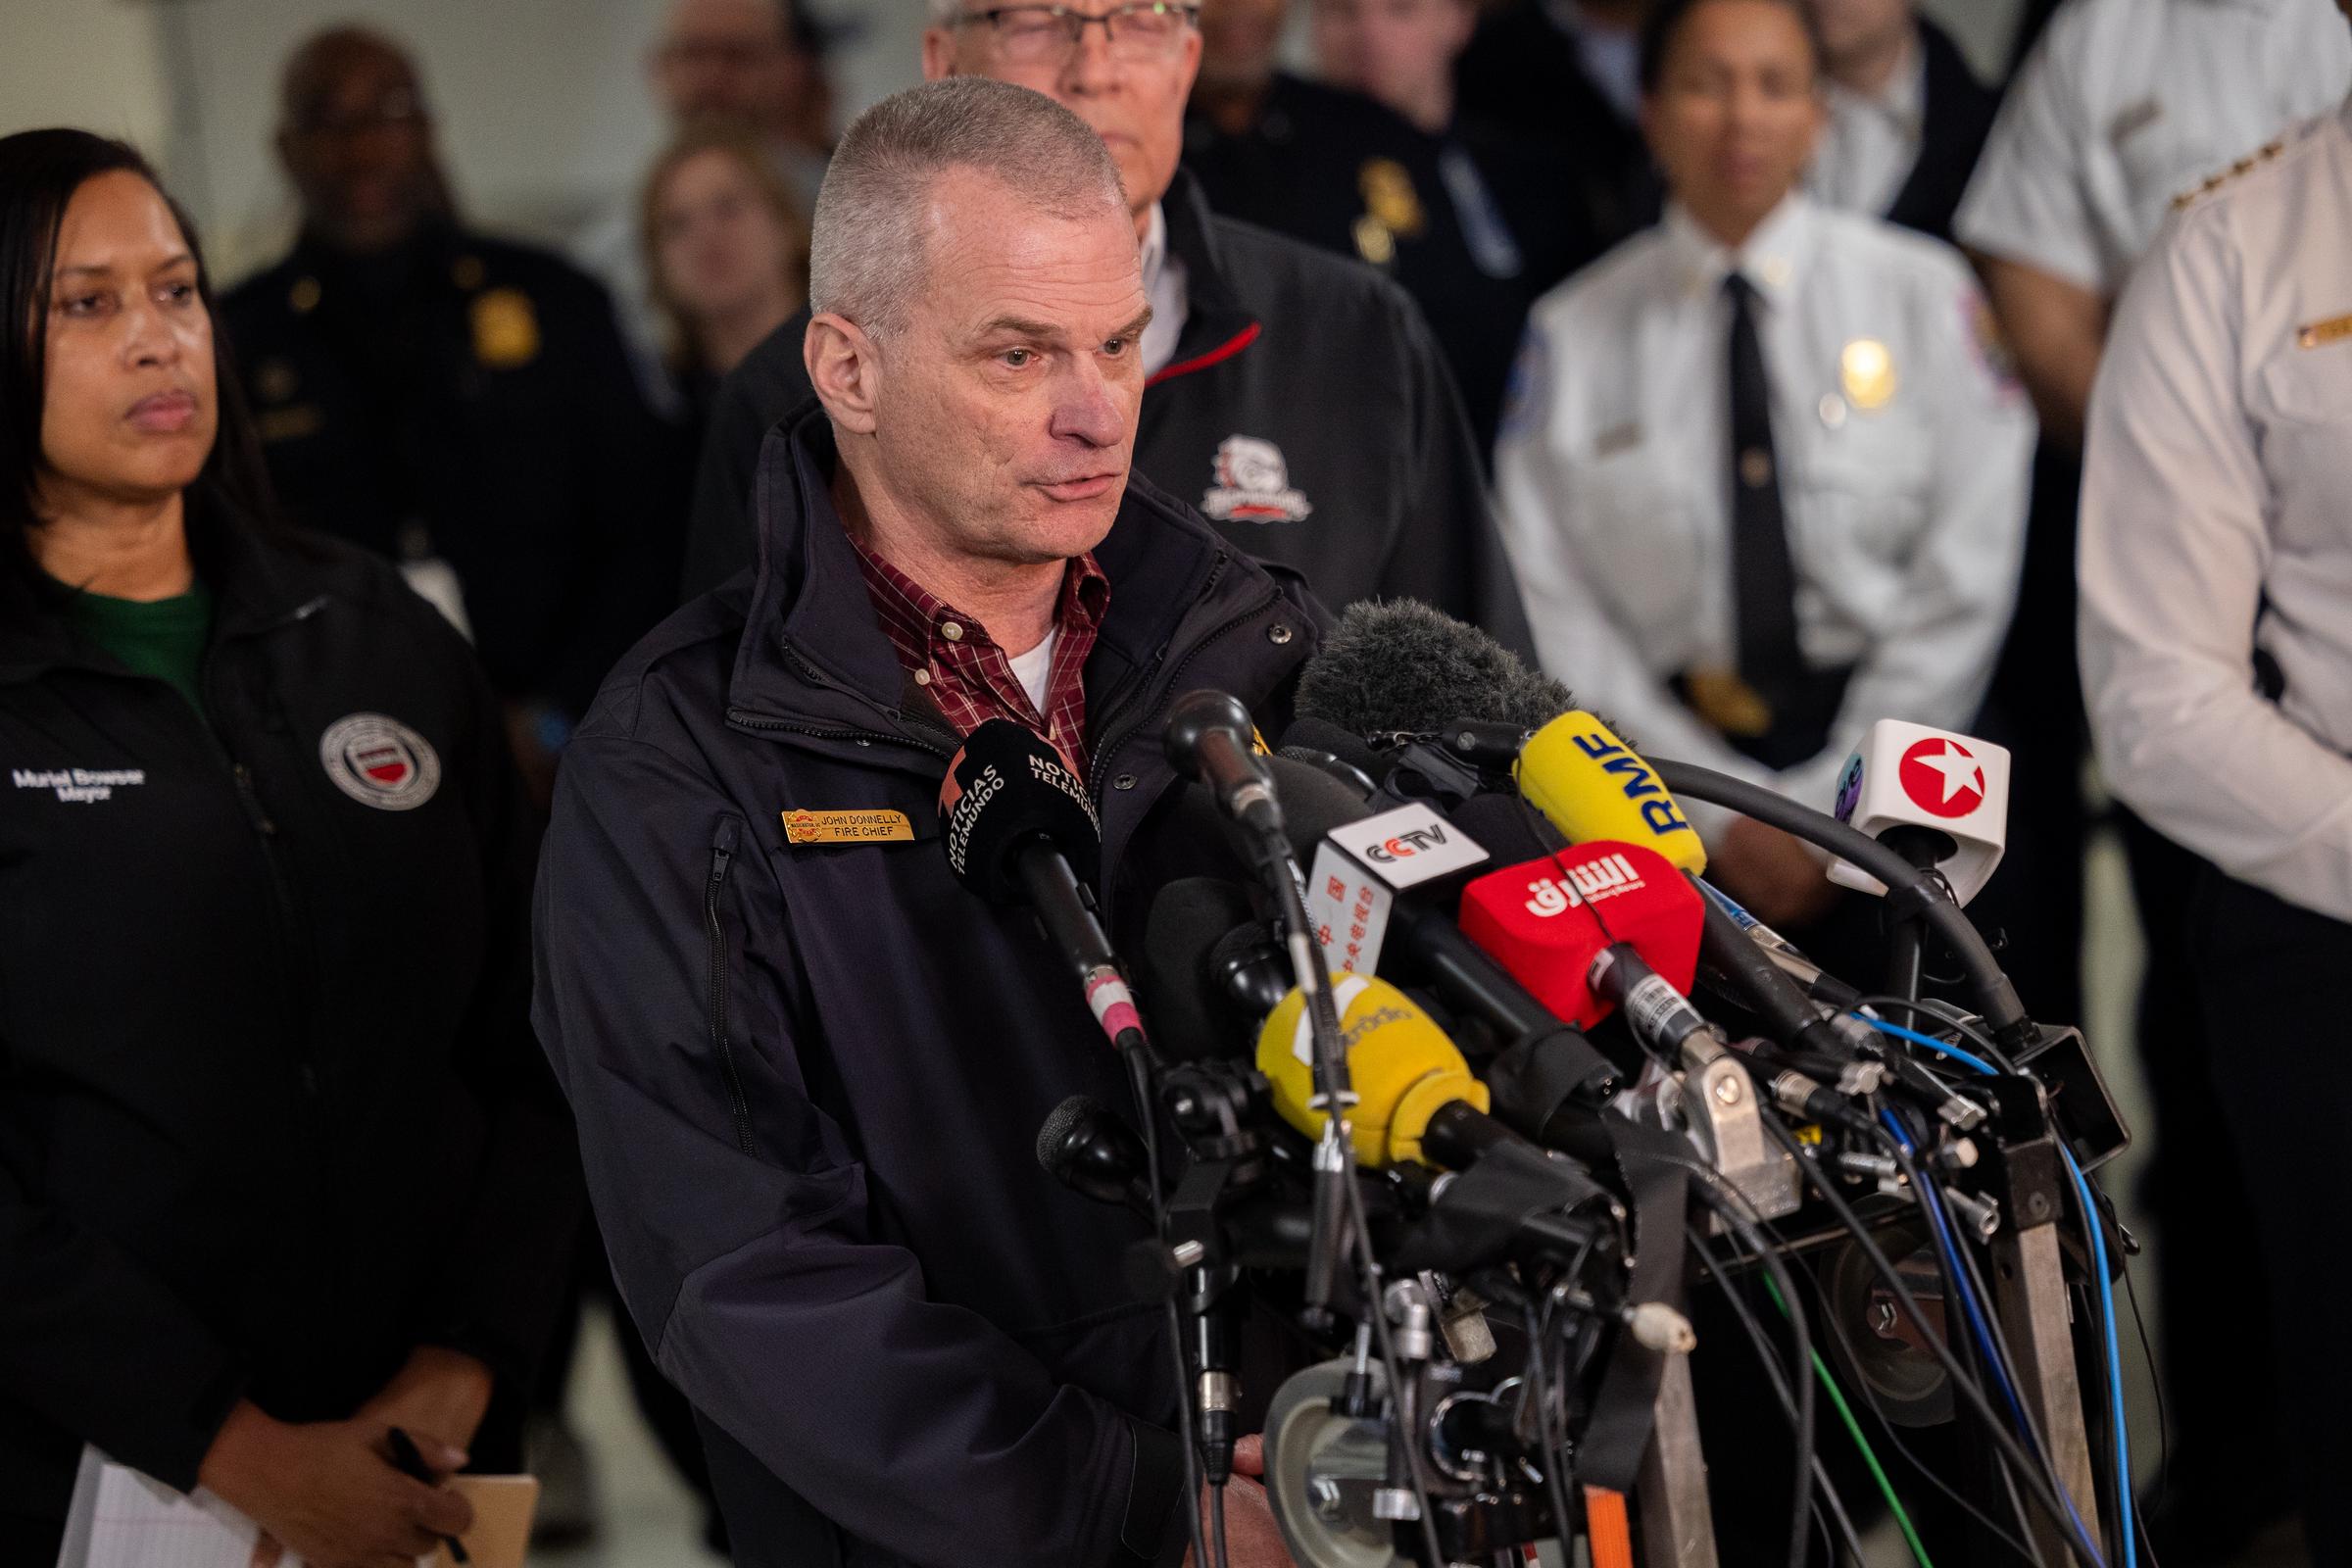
[[319, 712, 441, 811]]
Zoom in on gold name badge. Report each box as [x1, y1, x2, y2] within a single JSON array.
[[1840, 338, 1897, 412], [470, 287, 541, 368], [2298, 313, 2352, 350], [782, 808, 914, 846]]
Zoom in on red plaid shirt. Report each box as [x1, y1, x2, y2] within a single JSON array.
[[849, 533, 1111, 774]]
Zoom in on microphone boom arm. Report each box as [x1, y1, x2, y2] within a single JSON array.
[[1645, 757, 2034, 1051]]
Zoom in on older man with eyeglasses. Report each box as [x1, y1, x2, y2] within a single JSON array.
[[679, 0, 1534, 671]]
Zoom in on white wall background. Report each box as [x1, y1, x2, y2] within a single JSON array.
[[4, 0, 2025, 283]]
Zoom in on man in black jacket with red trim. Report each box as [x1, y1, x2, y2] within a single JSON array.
[[535, 80, 1317, 1565], [677, 1, 1533, 662]]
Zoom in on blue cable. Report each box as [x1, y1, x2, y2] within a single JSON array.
[[2067, 1147, 2134, 1568], [1853, 1012, 2133, 1565], [1849, 1013, 2004, 1079]]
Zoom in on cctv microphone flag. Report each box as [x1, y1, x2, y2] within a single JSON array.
[[1457, 841, 1704, 1029], [1302, 801, 1491, 975], [1824, 718, 2010, 905]]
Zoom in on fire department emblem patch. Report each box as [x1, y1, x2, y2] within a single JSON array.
[[319, 712, 441, 811], [1201, 435, 1313, 524]]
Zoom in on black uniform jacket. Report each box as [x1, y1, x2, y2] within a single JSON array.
[[677, 171, 1534, 660], [1184, 73, 1603, 450], [223, 224, 677, 721], [533, 409, 1321, 1566], [0, 516, 578, 1523], [1454, 0, 1662, 251]]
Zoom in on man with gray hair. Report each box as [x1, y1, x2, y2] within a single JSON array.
[[678, 0, 1532, 671], [534, 76, 1310, 1567]]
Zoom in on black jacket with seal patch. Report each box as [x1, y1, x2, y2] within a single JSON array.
[[533, 410, 1321, 1566], [0, 516, 578, 1524], [677, 170, 1534, 659]]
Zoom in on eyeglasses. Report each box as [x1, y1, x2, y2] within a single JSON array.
[[952, 4, 1201, 65]]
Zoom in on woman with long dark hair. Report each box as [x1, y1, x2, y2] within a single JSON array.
[[0, 129, 576, 1567]]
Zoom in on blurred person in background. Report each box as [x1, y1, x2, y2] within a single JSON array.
[[1953, 4, 2352, 1549], [221, 27, 691, 1548], [642, 123, 809, 431], [1799, 0, 1996, 243], [572, 0, 835, 376], [1454, 0, 1660, 249], [1182, 0, 1599, 450], [0, 128, 575, 1567], [2080, 26, 2352, 1554], [1494, 0, 2033, 953], [223, 24, 677, 809], [682, 0, 1535, 661]]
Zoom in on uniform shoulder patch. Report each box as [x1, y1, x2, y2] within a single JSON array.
[[2171, 137, 2287, 211]]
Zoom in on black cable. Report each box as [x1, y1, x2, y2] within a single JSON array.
[[1618, 1130, 2044, 1560], [1761, 1112, 2106, 1566], [2117, 1254, 2168, 1510], [1878, 1114, 2093, 1562], [1123, 1054, 1214, 1568], [1687, 1224, 1865, 1567], [1518, 1302, 1583, 1560], [1780, 1222, 2046, 1565], [1209, 1481, 1229, 1568]]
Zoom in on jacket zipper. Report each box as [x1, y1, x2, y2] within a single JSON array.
[[705, 835, 756, 1155], [196, 647, 322, 1099]]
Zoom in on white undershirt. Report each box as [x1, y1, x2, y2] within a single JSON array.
[[1007, 626, 1058, 713]]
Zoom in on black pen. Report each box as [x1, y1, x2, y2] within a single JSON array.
[[385, 1426, 469, 1564]]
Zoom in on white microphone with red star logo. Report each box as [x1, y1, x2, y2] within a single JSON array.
[[1824, 719, 2011, 905]]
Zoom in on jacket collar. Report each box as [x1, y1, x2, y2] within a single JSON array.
[[1150, 170, 1262, 383], [727, 407, 1236, 751], [0, 498, 345, 687]]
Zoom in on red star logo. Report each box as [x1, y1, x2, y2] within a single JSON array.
[[1898, 738, 1984, 819]]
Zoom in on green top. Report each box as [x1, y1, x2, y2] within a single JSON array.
[[64, 581, 217, 712]]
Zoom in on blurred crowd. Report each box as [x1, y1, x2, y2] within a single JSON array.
[[8, 0, 2352, 1562]]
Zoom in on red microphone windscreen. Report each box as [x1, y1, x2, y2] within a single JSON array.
[[1456, 842, 1704, 1028]]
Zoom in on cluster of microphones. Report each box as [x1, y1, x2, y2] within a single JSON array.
[[938, 601, 2132, 1568]]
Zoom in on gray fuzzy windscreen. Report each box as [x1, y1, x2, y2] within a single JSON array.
[[1294, 600, 1575, 734]]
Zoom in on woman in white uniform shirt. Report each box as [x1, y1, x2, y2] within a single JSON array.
[[1494, 0, 2034, 954]]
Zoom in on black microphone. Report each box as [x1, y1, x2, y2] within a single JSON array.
[[1132, 876, 1284, 1060], [939, 720, 1147, 1055], [1036, 1095, 1153, 1217], [1164, 689, 1282, 839], [1293, 600, 1577, 739]]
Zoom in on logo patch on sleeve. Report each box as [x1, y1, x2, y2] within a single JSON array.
[[320, 712, 441, 810]]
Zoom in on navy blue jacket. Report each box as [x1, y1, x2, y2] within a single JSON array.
[[531, 410, 1320, 1566]]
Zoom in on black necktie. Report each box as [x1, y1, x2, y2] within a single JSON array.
[[1725, 271, 1804, 702]]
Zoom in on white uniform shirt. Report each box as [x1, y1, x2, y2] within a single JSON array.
[[1494, 195, 2035, 832], [2080, 99, 2352, 921], [1955, 0, 2351, 295], [1807, 31, 1926, 221]]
